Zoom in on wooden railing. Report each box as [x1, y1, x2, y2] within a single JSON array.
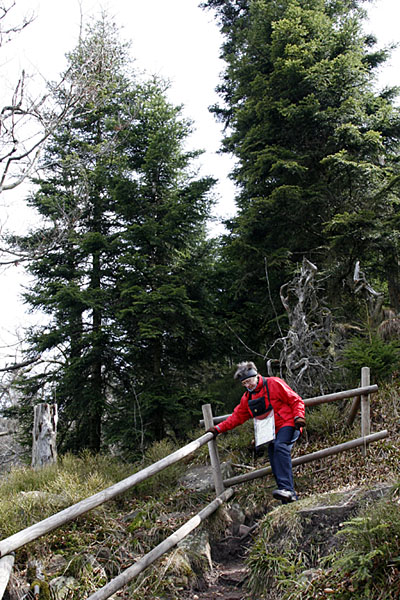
[[0, 431, 230, 600], [201, 367, 387, 490], [0, 367, 388, 599]]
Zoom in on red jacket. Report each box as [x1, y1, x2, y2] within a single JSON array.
[[215, 375, 305, 434]]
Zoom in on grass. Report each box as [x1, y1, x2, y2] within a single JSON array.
[[1, 383, 399, 599], [0, 445, 220, 598]]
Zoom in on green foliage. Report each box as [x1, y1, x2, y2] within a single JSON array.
[[305, 402, 342, 437], [203, 0, 400, 356], [11, 14, 220, 456], [341, 335, 400, 384], [335, 507, 400, 585]]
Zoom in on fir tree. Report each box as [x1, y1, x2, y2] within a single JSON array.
[[10, 17, 217, 455], [203, 0, 400, 355]]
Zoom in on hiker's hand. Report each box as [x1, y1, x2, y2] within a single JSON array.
[[206, 426, 219, 438], [294, 416, 306, 430]]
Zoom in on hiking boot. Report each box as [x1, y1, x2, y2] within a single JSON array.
[[272, 489, 297, 504]]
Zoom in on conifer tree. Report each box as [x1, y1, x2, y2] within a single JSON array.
[[203, 0, 400, 354], [11, 17, 217, 454]]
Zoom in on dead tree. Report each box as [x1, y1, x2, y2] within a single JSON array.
[[0, 2, 88, 197], [31, 403, 57, 468], [274, 258, 334, 396]]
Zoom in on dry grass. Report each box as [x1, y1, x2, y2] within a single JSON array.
[[0, 383, 398, 599]]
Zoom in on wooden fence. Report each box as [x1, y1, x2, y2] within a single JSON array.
[[0, 431, 223, 600], [0, 367, 388, 599], [202, 366, 386, 491]]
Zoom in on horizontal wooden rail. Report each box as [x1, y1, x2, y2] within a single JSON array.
[[200, 385, 379, 425], [223, 430, 388, 487], [303, 385, 378, 407], [86, 487, 235, 600], [0, 432, 214, 558]]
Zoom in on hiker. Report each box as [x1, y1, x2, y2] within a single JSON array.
[[207, 361, 305, 503]]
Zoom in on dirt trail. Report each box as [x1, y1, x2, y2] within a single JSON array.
[[181, 527, 257, 600], [189, 560, 250, 599]]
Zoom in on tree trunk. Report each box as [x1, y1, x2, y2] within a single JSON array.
[[384, 250, 400, 313], [88, 240, 103, 453], [151, 338, 165, 440], [32, 404, 58, 468]]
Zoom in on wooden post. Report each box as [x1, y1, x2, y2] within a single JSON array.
[[346, 395, 361, 428], [361, 367, 371, 457], [32, 404, 58, 469], [0, 554, 14, 599], [202, 404, 225, 496]]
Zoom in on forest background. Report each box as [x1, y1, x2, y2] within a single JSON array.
[[1, 0, 400, 460]]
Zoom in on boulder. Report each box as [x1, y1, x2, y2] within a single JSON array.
[[178, 529, 213, 570], [297, 483, 393, 558], [179, 462, 234, 492]]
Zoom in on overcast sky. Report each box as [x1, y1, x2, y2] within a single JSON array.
[[0, 0, 399, 363]]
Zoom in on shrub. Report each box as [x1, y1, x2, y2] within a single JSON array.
[[340, 335, 400, 384], [305, 403, 341, 437]]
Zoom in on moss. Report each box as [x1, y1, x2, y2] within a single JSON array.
[[30, 580, 51, 600]]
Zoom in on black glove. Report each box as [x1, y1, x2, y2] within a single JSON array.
[[206, 426, 219, 438], [294, 416, 306, 430]]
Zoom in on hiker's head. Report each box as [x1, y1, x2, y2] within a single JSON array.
[[234, 361, 258, 390]]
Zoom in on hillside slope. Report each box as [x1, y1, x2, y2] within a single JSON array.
[[0, 384, 399, 599]]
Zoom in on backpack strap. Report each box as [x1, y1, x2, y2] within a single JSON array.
[[247, 376, 273, 415], [262, 377, 272, 412]]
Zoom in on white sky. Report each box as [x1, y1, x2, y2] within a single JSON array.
[[0, 0, 399, 364]]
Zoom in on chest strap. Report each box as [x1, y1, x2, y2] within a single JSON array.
[[247, 376, 273, 416]]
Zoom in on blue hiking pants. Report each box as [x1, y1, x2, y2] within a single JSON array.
[[268, 426, 300, 497]]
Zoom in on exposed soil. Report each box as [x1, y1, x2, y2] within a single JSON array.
[[181, 527, 257, 600], [187, 561, 250, 600]]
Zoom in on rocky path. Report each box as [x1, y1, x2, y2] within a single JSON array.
[[189, 560, 250, 600], [181, 525, 257, 600]]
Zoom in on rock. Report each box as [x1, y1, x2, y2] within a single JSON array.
[[227, 502, 246, 536], [46, 554, 68, 576], [49, 576, 79, 599], [237, 524, 253, 537], [178, 529, 213, 570], [20, 491, 68, 507], [27, 558, 44, 581], [298, 567, 322, 583], [298, 483, 393, 557], [179, 462, 234, 492]]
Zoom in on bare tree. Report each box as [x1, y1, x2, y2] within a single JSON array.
[[0, 1, 32, 44], [0, 2, 86, 195], [269, 258, 334, 396]]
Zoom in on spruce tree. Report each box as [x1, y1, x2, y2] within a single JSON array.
[[203, 0, 400, 355], [11, 17, 217, 454], [108, 80, 219, 449]]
